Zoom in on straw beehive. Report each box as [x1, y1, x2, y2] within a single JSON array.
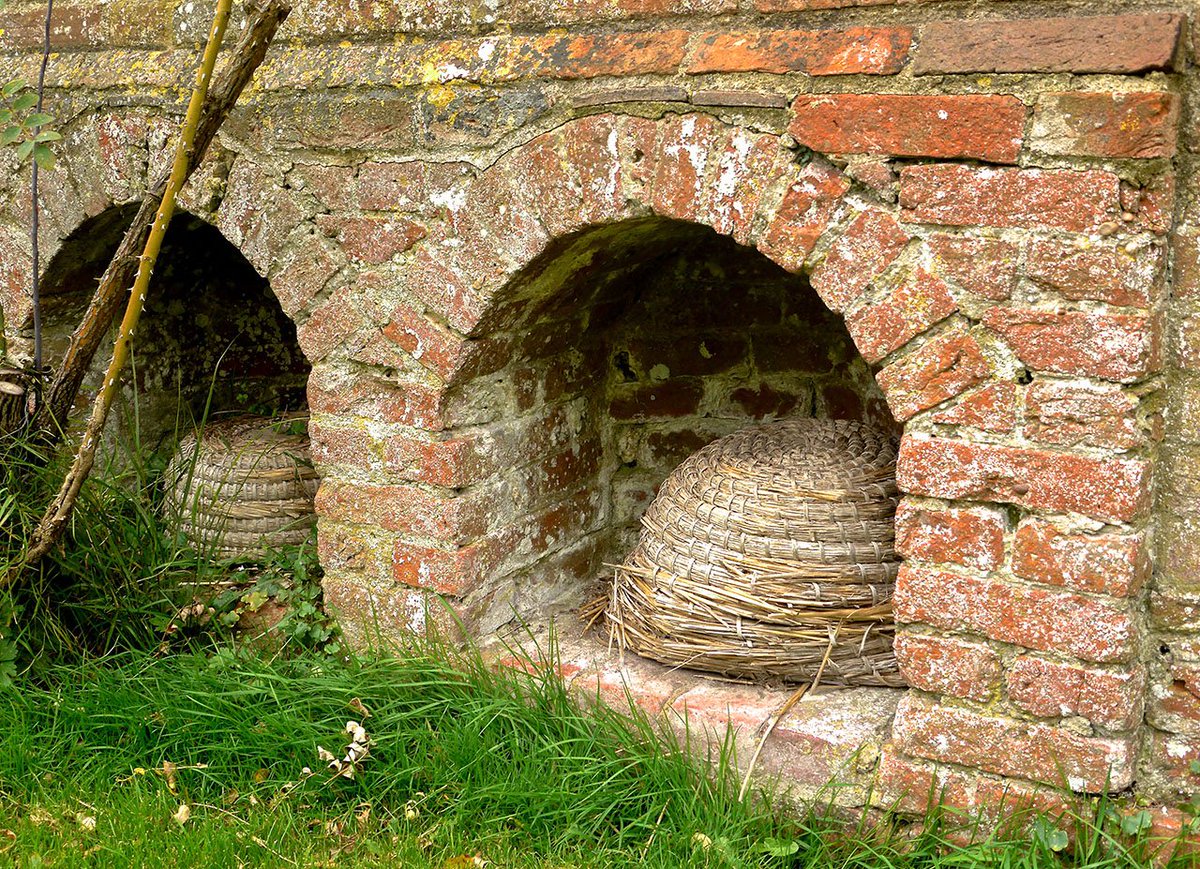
[[605, 417, 903, 686], [166, 414, 318, 561]]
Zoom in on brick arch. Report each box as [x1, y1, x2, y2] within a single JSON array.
[[383, 112, 990, 433], [315, 111, 1000, 637]]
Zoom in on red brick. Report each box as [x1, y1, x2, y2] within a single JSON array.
[[901, 165, 1122, 233], [309, 421, 385, 473], [875, 326, 991, 422], [316, 482, 490, 544], [1012, 519, 1147, 599], [296, 284, 377, 363], [926, 235, 1018, 302], [876, 746, 1077, 824], [789, 94, 1026, 163], [1124, 174, 1175, 236], [1173, 231, 1200, 300], [270, 232, 343, 319], [983, 307, 1157, 382], [892, 693, 1136, 792], [685, 27, 911, 76], [308, 371, 446, 429], [404, 246, 488, 336], [504, 0, 737, 24], [897, 436, 1150, 524], [756, 158, 851, 272], [1022, 381, 1143, 450], [649, 114, 723, 224], [894, 500, 1006, 572], [913, 13, 1184, 75], [893, 633, 1001, 702], [756, 0, 893, 9], [1025, 239, 1163, 309], [1007, 656, 1144, 731], [810, 210, 910, 312], [896, 565, 1136, 663], [609, 380, 704, 420], [381, 303, 469, 381], [930, 382, 1017, 433], [393, 539, 503, 596], [1032, 92, 1179, 159], [521, 30, 690, 79], [703, 129, 787, 245], [845, 267, 958, 363]]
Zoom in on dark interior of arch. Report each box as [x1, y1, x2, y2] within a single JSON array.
[[37, 207, 309, 452], [444, 218, 898, 636]]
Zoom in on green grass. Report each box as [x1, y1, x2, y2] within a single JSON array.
[[0, 641, 1193, 869]]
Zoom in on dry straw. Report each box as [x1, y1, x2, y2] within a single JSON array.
[[166, 414, 318, 561], [605, 418, 904, 686]]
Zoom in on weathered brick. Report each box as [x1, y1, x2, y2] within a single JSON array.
[[894, 500, 1006, 571], [1032, 92, 1179, 159], [875, 326, 991, 422], [810, 211, 910, 312], [308, 368, 446, 430], [789, 94, 1026, 163], [296, 284, 377, 362], [522, 30, 691, 79], [892, 693, 1136, 791], [1025, 239, 1163, 309], [755, 0, 893, 9], [897, 436, 1150, 523], [1023, 381, 1143, 450], [381, 303, 469, 381], [913, 14, 1184, 76], [1173, 230, 1200, 300], [900, 166, 1122, 233], [1007, 656, 1144, 731], [930, 382, 1017, 433], [895, 565, 1137, 663], [926, 235, 1018, 302], [876, 746, 1077, 822], [316, 214, 427, 265], [394, 539, 503, 596], [893, 633, 1001, 702], [983, 307, 1157, 382], [845, 267, 958, 363], [268, 232, 344, 319], [756, 159, 851, 272], [649, 113, 724, 225], [608, 380, 705, 420], [685, 27, 911, 76], [316, 482, 491, 544]]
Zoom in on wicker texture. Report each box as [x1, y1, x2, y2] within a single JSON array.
[[166, 415, 318, 560], [606, 418, 904, 686]]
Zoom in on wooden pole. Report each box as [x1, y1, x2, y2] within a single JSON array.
[[18, 0, 235, 571], [32, 0, 292, 440]]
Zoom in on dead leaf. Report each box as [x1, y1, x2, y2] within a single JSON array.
[[253, 768, 270, 783], [172, 804, 191, 826], [76, 813, 97, 832], [28, 808, 55, 828], [161, 761, 178, 794], [347, 697, 372, 719]]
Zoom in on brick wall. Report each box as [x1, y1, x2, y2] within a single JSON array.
[[0, 0, 1193, 823]]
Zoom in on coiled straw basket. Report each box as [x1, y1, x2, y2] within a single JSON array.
[[166, 414, 318, 561], [606, 417, 904, 686]]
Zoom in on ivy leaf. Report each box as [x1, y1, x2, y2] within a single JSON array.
[[25, 112, 52, 127], [1, 81, 23, 98], [11, 92, 37, 111], [15, 139, 34, 161], [759, 837, 800, 857], [33, 144, 55, 171], [1120, 810, 1154, 837], [33, 130, 61, 143], [1031, 816, 1069, 853], [1, 126, 20, 146]]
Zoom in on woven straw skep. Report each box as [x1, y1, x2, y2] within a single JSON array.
[[165, 414, 318, 561], [606, 417, 904, 686]]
